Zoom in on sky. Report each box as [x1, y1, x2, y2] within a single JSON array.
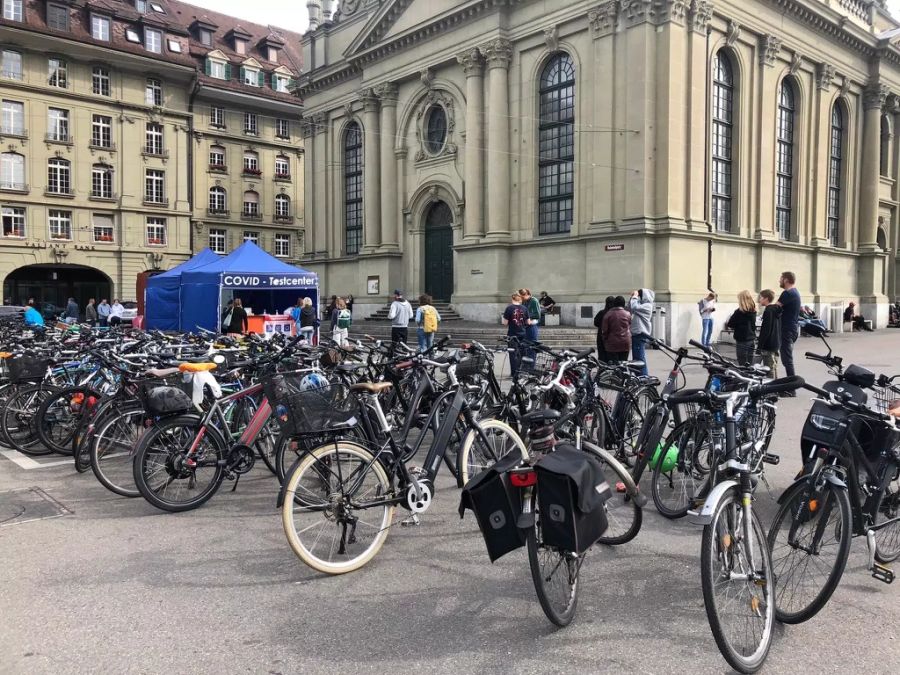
[[185, 0, 310, 33]]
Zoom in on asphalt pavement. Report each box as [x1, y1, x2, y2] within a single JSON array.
[[1, 330, 899, 674]]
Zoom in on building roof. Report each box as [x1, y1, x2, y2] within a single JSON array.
[[2, 0, 303, 103]]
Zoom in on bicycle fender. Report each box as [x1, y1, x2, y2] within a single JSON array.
[[777, 472, 847, 504], [688, 480, 739, 526], [276, 456, 304, 509]]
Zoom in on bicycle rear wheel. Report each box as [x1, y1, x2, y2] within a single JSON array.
[[767, 477, 851, 624], [581, 442, 641, 545], [875, 478, 900, 564], [651, 421, 708, 519], [36, 386, 99, 456], [526, 492, 580, 627], [2, 384, 58, 456], [701, 489, 775, 674], [457, 418, 528, 486], [282, 442, 393, 575], [91, 404, 147, 498]]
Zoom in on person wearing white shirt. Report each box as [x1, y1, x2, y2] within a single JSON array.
[[109, 299, 125, 327]]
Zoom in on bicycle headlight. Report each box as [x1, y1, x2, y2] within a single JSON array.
[[810, 414, 839, 432]]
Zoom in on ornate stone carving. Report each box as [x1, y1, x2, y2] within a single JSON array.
[[621, 0, 654, 23], [374, 82, 399, 106], [885, 94, 900, 114], [816, 63, 836, 91], [481, 38, 512, 70], [343, 102, 355, 118], [299, 112, 326, 138], [788, 52, 802, 77], [657, 0, 689, 25], [758, 35, 781, 67], [689, 0, 713, 33], [864, 83, 890, 110], [456, 47, 484, 77], [725, 20, 740, 47], [414, 89, 457, 162], [420, 68, 435, 88], [839, 77, 851, 99], [588, 1, 618, 39], [359, 88, 379, 112], [340, 0, 362, 15], [544, 25, 559, 52]]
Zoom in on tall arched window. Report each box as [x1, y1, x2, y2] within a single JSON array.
[[880, 114, 891, 177], [775, 79, 796, 240], [47, 157, 71, 195], [209, 186, 227, 213], [538, 52, 575, 236], [344, 121, 363, 254], [827, 103, 844, 247], [242, 190, 259, 217], [275, 194, 291, 218], [711, 51, 735, 233], [91, 163, 113, 199]]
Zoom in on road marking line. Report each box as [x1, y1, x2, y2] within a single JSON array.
[[0, 450, 72, 470]]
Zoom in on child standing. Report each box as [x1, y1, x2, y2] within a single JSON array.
[[756, 289, 782, 377]]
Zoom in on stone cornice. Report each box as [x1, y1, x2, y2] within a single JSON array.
[[766, 0, 876, 60], [296, 63, 361, 98]]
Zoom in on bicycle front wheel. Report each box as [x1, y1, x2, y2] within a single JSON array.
[[875, 478, 900, 564], [282, 442, 394, 575], [526, 492, 580, 627], [701, 489, 775, 674], [651, 421, 708, 519], [767, 477, 852, 623], [457, 418, 528, 486]]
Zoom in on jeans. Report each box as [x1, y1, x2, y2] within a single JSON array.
[[701, 317, 714, 346], [332, 327, 348, 346], [736, 340, 755, 366], [630, 334, 649, 376], [391, 326, 408, 345], [298, 325, 315, 343], [508, 331, 526, 377], [780, 326, 799, 377], [417, 328, 434, 352], [525, 323, 539, 343]]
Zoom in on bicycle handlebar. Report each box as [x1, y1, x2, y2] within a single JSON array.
[[751, 375, 805, 398]]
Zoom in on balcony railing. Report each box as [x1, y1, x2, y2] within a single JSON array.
[[143, 197, 169, 207], [0, 127, 27, 138], [242, 167, 262, 177], [93, 234, 115, 243], [45, 132, 72, 144], [0, 181, 28, 192], [206, 208, 230, 218], [209, 163, 227, 173], [146, 237, 167, 246], [241, 210, 262, 221], [274, 214, 294, 224], [274, 172, 291, 181], [142, 147, 169, 158], [89, 140, 116, 151], [45, 187, 74, 197], [89, 192, 118, 201]]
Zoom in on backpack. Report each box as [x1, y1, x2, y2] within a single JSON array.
[[509, 305, 528, 330], [337, 308, 352, 329], [422, 306, 438, 333]]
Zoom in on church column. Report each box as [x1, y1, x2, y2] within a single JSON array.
[[375, 82, 399, 251], [360, 88, 381, 251], [755, 35, 781, 239], [457, 47, 485, 239], [810, 64, 836, 245], [482, 38, 512, 238], [860, 83, 888, 249]]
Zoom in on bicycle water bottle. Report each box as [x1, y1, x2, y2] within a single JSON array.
[[711, 376, 723, 424]]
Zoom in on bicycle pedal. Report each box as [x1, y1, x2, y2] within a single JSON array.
[[401, 514, 420, 527], [762, 453, 780, 465], [872, 563, 894, 585]]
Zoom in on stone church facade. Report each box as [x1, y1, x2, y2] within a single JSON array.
[[299, 0, 900, 343]]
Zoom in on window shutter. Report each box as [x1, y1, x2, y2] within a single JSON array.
[[257, 70, 265, 88], [270, 75, 277, 91], [204, 58, 211, 76], [289, 78, 297, 92], [224, 63, 232, 80], [239, 66, 245, 83]]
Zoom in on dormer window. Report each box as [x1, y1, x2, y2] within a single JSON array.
[[199, 29, 212, 46], [206, 57, 230, 80], [126, 29, 140, 43], [91, 14, 111, 42], [235, 39, 247, 55], [149, 2, 164, 13], [135, 0, 147, 12], [268, 47, 279, 63], [145, 28, 162, 53], [167, 39, 181, 53], [273, 74, 292, 94], [241, 66, 262, 87]]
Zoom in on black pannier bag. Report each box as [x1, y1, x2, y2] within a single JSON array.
[[142, 385, 193, 417], [534, 445, 611, 554], [7, 355, 51, 383], [458, 453, 526, 562]]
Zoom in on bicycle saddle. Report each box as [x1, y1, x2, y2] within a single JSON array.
[[144, 367, 181, 378], [350, 382, 393, 394], [521, 409, 561, 424]]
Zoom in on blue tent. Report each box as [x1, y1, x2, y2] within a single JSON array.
[[180, 241, 318, 333], [144, 248, 221, 330]]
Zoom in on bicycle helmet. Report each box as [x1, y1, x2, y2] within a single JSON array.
[[649, 442, 678, 473], [298, 373, 328, 392]]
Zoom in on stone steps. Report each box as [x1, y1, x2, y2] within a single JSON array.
[[364, 301, 463, 322], [349, 322, 597, 348]]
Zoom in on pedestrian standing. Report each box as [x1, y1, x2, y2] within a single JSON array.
[[299, 297, 317, 343], [108, 299, 125, 327], [727, 291, 757, 366], [601, 296, 631, 361], [520, 288, 541, 344], [346, 294, 354, 315], [756, 290, 782, 377], [65, 297, 79, 324], [97, 299, 110, 327], [698, 290, 717, 347], [776, 271, 801, 391], [629, 288, 654, 376], [593, 296, 615, 362], [227, 297, 249, 335], [324, 295, 337, 321], [502, 292, 529, 376], [387, 290, 413, 345], [85, 298, 98, 326], [332, 297, 351, 346], [415, 294, 441, 352]]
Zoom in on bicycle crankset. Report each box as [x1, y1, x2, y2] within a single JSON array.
[[226, 444, 256, 475], [406, 478, 433, 513]]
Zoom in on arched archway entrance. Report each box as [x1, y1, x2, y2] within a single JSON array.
[[424, 201, 454, 301], [4, 264, 112, 314]]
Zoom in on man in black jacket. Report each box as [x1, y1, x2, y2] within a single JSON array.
[[757, 289, 782, 377]]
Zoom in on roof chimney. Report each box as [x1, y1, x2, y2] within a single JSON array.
[[307, 0, 323, 31]]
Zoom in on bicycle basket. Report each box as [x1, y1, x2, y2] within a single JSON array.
[[7, 355, 51, 383], [456, 352, 489, 380], [520, 350, 557, 377], [320, 348, 342, 369], [265, 380, 357, 436]]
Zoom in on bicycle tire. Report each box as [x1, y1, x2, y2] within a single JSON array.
[[2, 384, 59, 456], [701, 488, 775, 674], [767, 477, 851, 624], [581, 442, 642, 546], [282, 441, 393, 575], [875, 481, 900, 564], [457, 418, 528, 486], [526, 491, 579, 627], [73, 395, 118, 473], [651, 420, 708, 519], [90, 403, 147, 498], [36, 386, 100, 456], [132, 415, 227, 512], [0, 382, 21, 448]]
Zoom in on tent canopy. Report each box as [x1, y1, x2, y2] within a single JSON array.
[[180, 241, 318, 332], [144, 248, 221, 330]]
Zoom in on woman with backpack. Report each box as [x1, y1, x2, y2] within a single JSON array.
[[727, 290, 757, 366], [331, 297, 351, 347], [415, 294, 441, 352], [502, 292, 529, 376]]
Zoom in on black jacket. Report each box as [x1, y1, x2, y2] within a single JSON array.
[[727, 309, 757, 343], [227, 306, 248, 333], [300, 305, 317, 328], [757, 305, 782, 352]]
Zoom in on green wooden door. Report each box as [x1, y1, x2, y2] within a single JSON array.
[[424, 202, 453, 302]]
